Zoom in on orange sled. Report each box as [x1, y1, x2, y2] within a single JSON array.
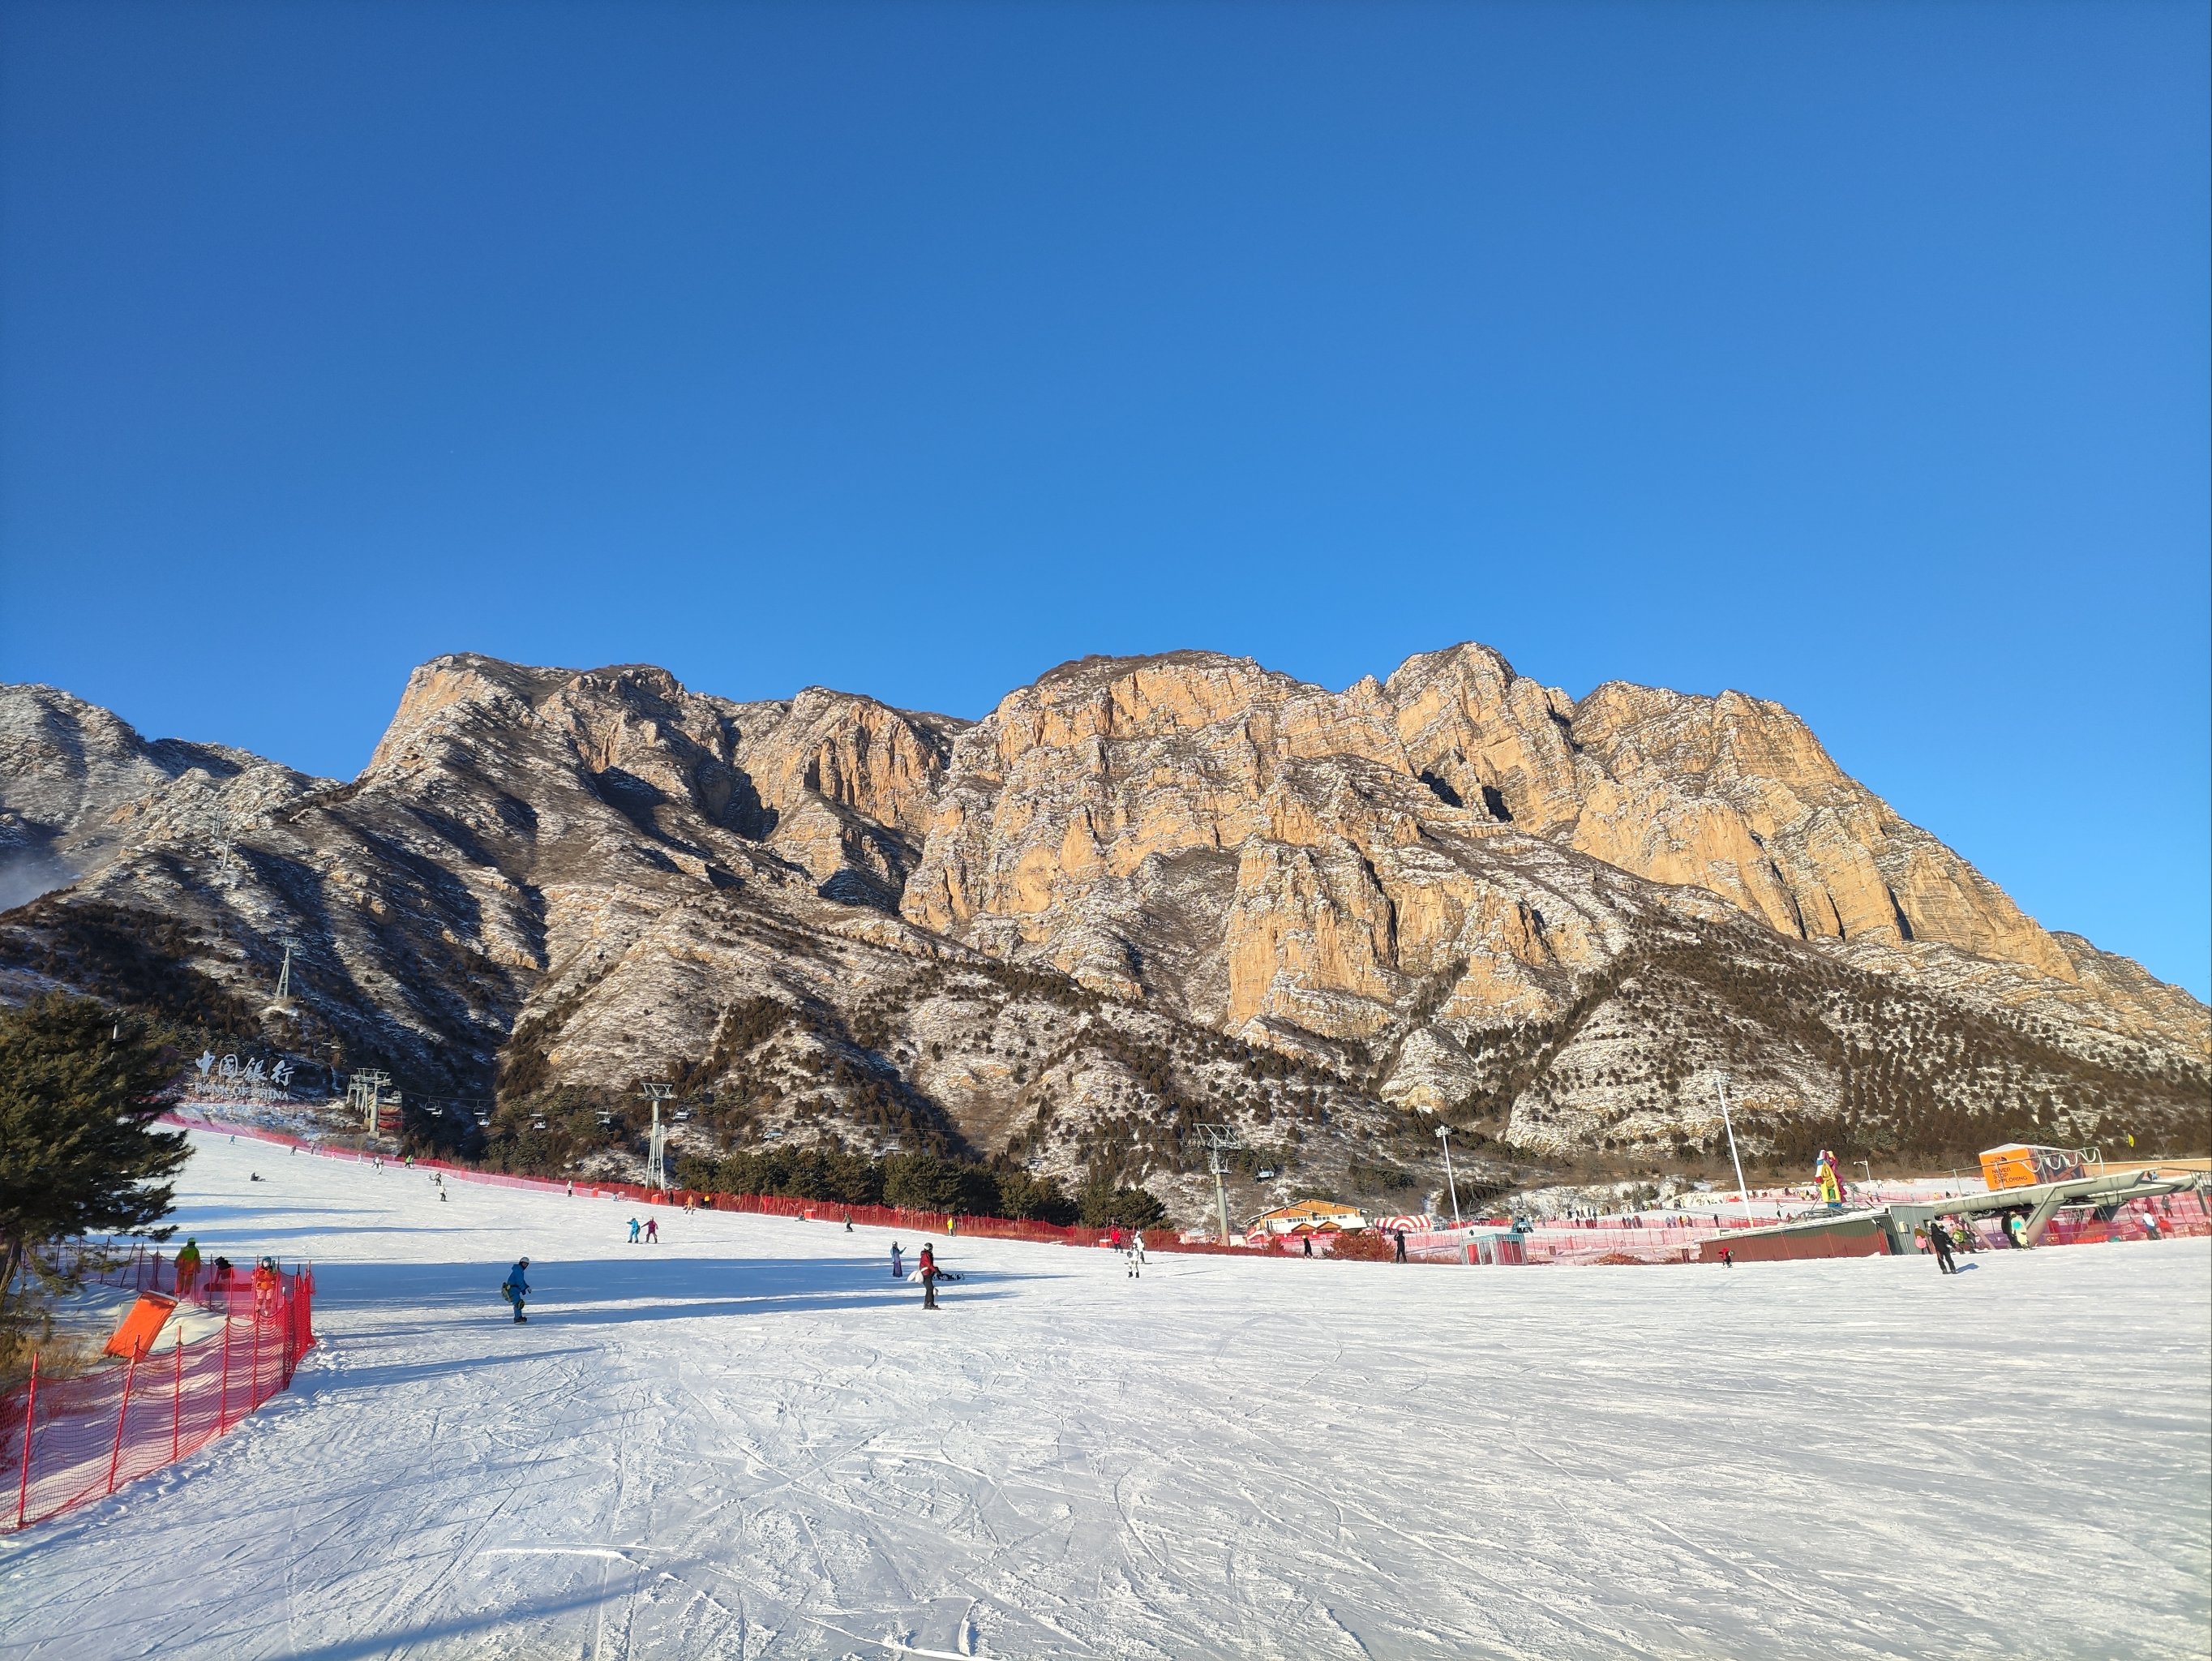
[[105, 1292, 178, 1360]]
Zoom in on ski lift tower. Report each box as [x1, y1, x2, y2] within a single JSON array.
[[264, 934, 301, 1020], [346, 1069, 392, 1135], [639, 1082, 675, 1192], [206, 800, 237, 885], [1194, 1123, 1245, 1245]]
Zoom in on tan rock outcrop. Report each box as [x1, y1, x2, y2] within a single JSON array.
[[900, 645, 2171, 1083], [1387, 645, 2077, 980]]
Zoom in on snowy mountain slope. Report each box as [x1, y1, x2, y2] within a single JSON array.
[[0, 1133, 2206, 1659], [2, 656, 2205, 1226]]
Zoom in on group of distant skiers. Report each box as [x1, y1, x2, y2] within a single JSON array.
[[1105, 1224, 1147, 1277], [172, 1238, 282, 1306], [495, 1206, 1181, 1324], [887, 1241, 948, 1306], [1918, 1212, 2032, 1272]]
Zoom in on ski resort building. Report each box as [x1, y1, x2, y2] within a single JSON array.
[[1244, 1200, 1367, 1243]]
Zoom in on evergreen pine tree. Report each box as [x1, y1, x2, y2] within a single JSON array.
[[0, 996, 186, 1351]]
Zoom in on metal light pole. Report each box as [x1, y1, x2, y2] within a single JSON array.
[[1435, 1124, 1461, 1224], [1715, 1073, 1754, 1227]]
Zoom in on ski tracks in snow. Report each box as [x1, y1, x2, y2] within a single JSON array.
[[2, 1134, 2208, 1660]]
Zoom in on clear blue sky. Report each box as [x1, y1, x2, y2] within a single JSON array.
[[2, 2, 2205, 998]]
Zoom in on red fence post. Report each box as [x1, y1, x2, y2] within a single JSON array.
[[106, 1350, 139, 1496], [15, 1354, 37, 1528], [172, 1337, 183, 1462], [249, 1305, 264, 1409], [217, 1316, 232, 1431]]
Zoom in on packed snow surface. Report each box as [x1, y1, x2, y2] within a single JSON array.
[[2, 1133, 2207, 1660]]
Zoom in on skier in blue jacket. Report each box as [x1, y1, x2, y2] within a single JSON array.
[[501, 1258, 532, 1323]]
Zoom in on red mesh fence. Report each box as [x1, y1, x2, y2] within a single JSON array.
[[2038, 1190, 2210, 1247], [1497, 1214, 1764, 1265], [2, 1246, 315, 1531]]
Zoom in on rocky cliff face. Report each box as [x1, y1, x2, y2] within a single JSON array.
[[3, 646, 2203, 1220], [905, 647, 2199, 1069]]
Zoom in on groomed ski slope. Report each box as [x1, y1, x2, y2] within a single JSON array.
[[2, 1132, 2207, 1661]]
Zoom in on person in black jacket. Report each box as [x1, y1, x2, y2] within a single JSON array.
[[1927, 1224, 1956, 1274]]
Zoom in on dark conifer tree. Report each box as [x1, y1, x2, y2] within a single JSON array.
[[0, 996, 186, 1348]]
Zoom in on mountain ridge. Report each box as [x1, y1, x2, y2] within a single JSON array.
[[2, 645, 2203, 1219]]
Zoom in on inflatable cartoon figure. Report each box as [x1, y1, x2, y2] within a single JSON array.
[[1815, 1149, 1843, 1208]]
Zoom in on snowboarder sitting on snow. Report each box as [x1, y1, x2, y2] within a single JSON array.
[[627, 1217, 642, 1245], [919, 1243, 940, 1309], [501, 1258, 531, 1324]]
